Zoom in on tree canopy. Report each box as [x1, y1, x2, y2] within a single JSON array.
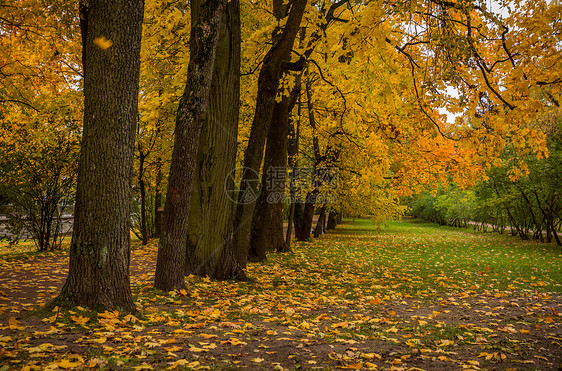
[[0, 0, 560, 306]]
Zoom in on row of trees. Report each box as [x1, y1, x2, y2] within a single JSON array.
[[1, 0, 560, 311], [410, 114, 562, 245]]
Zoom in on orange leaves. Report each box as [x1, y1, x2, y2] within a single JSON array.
[[1, 219, 561, 370], [53, 356, 84, 368], [70, 315, 89, 326], [93, 36, 113, 50], [97, 310, 119, 320], [331, 321, 349, 329], [167, 360, 199, 369], [8, 317, 24, 330], [367, 296, 382, 305], [220, 338, 247, 346], [478, 351, 507, 361]]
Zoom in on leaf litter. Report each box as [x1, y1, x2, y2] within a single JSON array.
[[0, 218, 560, 370]]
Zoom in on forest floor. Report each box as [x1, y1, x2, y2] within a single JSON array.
[[0, 219, 561, 370]]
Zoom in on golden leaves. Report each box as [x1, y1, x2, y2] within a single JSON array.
[[1, 219, 561, 370], [167, 359, 199, 369], [478, 352, 507, 361], [8, 317, 24, 330], [70, 315, 89, 326], [54, 357, 84, 368], [93, 36, 113, 50]]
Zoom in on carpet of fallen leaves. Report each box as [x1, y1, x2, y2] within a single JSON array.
[[0, 219, 561, 370]]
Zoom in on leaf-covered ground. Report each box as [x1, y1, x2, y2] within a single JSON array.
[[0, 219, 561, 370]]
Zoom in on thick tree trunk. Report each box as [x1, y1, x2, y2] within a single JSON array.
[[232, 0, 308, 268], [295, 77, 322, 242], [249, 101, 290, 261], [296, 191, 316, 241], [285, 200, 295, 248], [271, 202, 290, 252], [154, 0, 226, 292], [293, 198, 306, 239], [252, 73, 302, 256], [184, 0, 245, 280], [314, 205, 326, 237], [327, 209, 337, 230], [138, 151, 148, 245], [50, 0, 144, 312], [285, 86, 301, 249]]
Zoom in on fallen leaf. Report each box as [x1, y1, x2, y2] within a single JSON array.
[[94, 36, 113, 50]]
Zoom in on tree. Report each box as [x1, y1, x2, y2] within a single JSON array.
[[232, 0, 308, 267], [51, 0, 144, 311], [154, 0, 227, 291], [0, 1, 82, 251], [0, 119, 79, 251], [184, 0, 246, 280], [133, 0, 189, 244], [248, 72, 302, 260]]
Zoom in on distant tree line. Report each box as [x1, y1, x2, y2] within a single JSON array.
[[409, 117, 562, 246]]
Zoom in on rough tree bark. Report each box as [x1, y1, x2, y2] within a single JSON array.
[[50, 0, 144, 312], [295, 75, 322, 241], [138, 147, 149, 245], [184, 0, 246, 280], [297, 191, 316, 240], [248, 102, 288, 261], [154, 0, 226, 292], [232, 0, 308, 268], [292, 201, 305, 240], [249, 73, 302, 260], [313, 205, 326, 237], [327, 209, 338, 230], [285, 90, 302, 248]]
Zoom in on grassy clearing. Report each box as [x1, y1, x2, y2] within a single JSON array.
[[0, 218, 560, 370], [243, 218, 561, 307]]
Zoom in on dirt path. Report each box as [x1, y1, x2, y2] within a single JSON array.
[[0, 227, 560, 370], [0, 243, 157, 312]]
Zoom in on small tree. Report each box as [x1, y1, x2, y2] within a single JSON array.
[[0, 119, 79, 251]]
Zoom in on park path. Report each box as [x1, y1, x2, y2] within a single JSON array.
[[0, 217, 320, 313], [0, 220, 561, 370], [0, 243, 157, 314]]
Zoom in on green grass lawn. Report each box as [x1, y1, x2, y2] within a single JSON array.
[[277, 218, 562, 297], [1, 217, 560, 370]]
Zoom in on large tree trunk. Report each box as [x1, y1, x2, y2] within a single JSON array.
[[285, 88, 301, 248], [327, 209, 338, 230], [154, 0, 226, 292], [248, 102, 289, 261], [251, 73, 302, 258], [184, 0, 245, 280], [232, 0, 308, 268], [295, 76, 322, 241], [292, 198, 306, 240], [296, 191, 316, 241], [314, 205, 326, 237], [138, 150, 148, 245], [50, 0, 144, 312], [271, 202, 289, 252]]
